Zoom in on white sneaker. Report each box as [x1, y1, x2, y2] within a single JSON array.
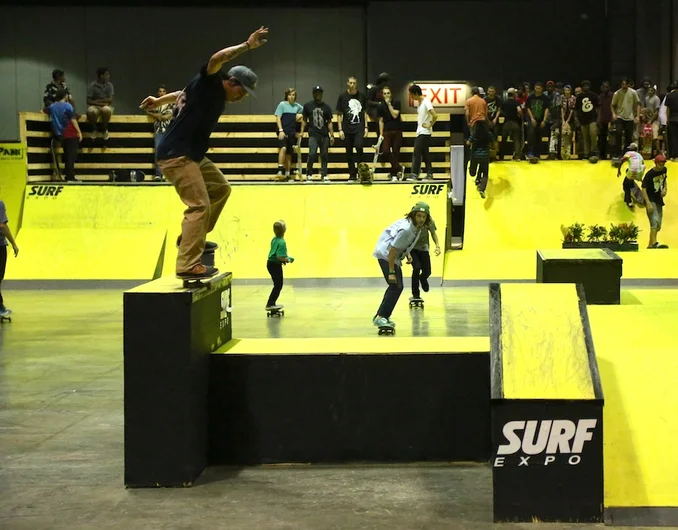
[[322, 175, 330, 182], [89, 131, 97, 140], [103, 130, 110, 141], [0, 308, 11, 317]]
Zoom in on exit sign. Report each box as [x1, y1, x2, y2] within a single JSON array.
[[409, 83, 468, 108]]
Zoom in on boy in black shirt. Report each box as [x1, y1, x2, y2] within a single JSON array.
[[526, 82, 550, 161], [641, 155, 669, 249], [501, 88, 523, 161], [301, 86, 335, 182], [485, 86, 502, 160], [378, 86, 404, 179], [140, 27, 268, 281], [337, 77, 369, 181], [575, 80, 600, 161]]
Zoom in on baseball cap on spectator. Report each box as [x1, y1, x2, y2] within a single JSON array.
[[479, 87, 486, 96], [564, 84, 572, 90], [507, 87, 516, 95], [655, 154, 667, 163], [312, 85, 323, 93], [546, 80, 555, 87], [226, 66, 258, 97], [628, 142, 638, 151]]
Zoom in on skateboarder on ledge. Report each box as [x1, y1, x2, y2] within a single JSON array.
[[139, 26, 269, 283]]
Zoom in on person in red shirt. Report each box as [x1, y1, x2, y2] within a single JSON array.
[[46, 88, 83, 181]]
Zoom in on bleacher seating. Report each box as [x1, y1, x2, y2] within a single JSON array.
[[20, 112, 451, 183]]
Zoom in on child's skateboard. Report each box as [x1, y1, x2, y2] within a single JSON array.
[[589, 154, 599, 164], [378, 325, 395, 336], [528, 155, 539, 164], [266, 307, 284, 317], [370, 135, 384, 179], [409, 297, 424, 308], [0, 310, 12, 323], [641, 123, 653, 159]]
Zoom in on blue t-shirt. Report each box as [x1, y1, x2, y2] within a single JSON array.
[[157, 64, 226, 162], [48, 101, 75, 137], [0, 200, 8, 246], [274, 101, 303, 135]]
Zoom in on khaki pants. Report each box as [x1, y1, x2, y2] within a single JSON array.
[[158, 156, 231, 273]]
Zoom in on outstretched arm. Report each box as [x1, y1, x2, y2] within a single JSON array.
[[140, 90, 182, 110], [206, 27, 269, 76]]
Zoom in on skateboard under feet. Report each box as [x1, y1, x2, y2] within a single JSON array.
[[409, 298, 424, 308], [266, 308, 285, 317], [0, 310, 12, 323], [178, 269, 218, 289], [378, 325, 395, 336]]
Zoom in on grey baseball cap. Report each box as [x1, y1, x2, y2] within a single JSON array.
[[226, 65, 258, 98]]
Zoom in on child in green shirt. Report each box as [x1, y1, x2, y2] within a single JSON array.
[[266, 220, 294, 311]]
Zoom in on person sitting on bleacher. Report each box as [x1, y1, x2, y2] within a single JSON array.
[[43, 69, 75, 112], [86, 67, 115, 141]]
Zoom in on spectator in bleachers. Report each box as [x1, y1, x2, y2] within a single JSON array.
[[575, 80, 599, 161], [337, 76, 368, 181], [561, 85, 576, 159], [145, 85, 175, 181], [500, 88, 523, 161], [367, 72, 390, 122], [636, 77, 652, 107], [86, 67, 114, 141], [407, 84, 437, 181], [378, 86, 404, 180], [465, 87, 487, 128], [612, 77, 641, 158], [525, 82, 550, 160], [665, 82, 678, 161], [547, 82, 564, 159], [43, 69, 74, 111], [598, 81, 614, 160], [484, 86, 502, 160], [301, 86, 334, 182], [274, 88, 303, 180], [642, 86, 661, 157], [659, 84, 669, 153], [46, 88, 82, 182]]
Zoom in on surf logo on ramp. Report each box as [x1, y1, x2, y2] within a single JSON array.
[[28, 185, 64, 198], [494, 419, 597, 468], [411, 184, 444, 196], [0, 146, 24, 160]]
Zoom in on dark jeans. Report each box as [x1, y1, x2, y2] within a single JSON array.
[[307, 134, 329, 176], [266, 260, 283, 307], [382, 130, 403, 175], [376, 259, 403, 319], [615, 118, 635, 157], [470, 155, 489, 192], [344, 129, 364, 178], [51, 136, 78, 181], [598, 122, 610, 159], [668, 122, 678, 159], [154, 132, 165, 177], [527, 120, 546, 156], [410, 249, 431, 298], [0, 244, 6, 309], [502, 120, 523, 158], [622, 177, 642, 205], [411, 134, 432, 177]]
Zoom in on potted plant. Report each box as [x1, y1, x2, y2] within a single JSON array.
[[587, 224, 607, 243], [605, 222, 639, 251], [561, 223, 586, 246]]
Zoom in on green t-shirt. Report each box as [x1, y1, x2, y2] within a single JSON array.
[[268, 236, 288, 262], [413, 219, 437, 251]]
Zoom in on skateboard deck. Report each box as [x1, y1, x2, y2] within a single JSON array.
[[378, 325, 395, 336], [409, 298, 424, 308], [528, 155, 539, 164], [371, 135, 384, 176], [295, 137, 303, 176], [0, 310, 12, 323], [266, 308, 285, 317], [178, 270, 218, 289]]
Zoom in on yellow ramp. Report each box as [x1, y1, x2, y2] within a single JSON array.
[[447, 160, 678, 280], [588, 289, 678, 508], [162, 183, 448, 279], [8, 185, 172, 280], [497, 283, 595, 400]]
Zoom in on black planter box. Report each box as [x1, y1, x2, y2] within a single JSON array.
[[562, 241, 639, 252], [537, 248, 623, 304]]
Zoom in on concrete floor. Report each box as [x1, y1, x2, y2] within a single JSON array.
[[0, 285, 666, 529]]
